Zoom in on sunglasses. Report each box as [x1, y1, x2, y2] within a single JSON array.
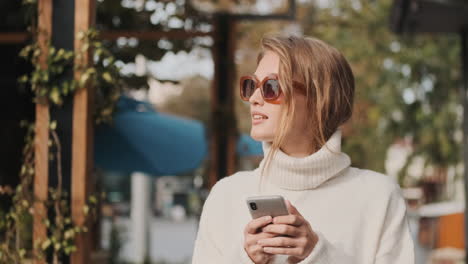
[[239, 73, 306, 104]]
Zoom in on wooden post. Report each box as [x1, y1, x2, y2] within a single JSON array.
[[71, 0, 95, 263], [33, 0, 52, 263], [226, 18, 238, 178], [206, 5, 297, 189], [208, 14, 238, 189]]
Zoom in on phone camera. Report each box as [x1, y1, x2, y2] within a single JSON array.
[[249, 202, 257, 210]]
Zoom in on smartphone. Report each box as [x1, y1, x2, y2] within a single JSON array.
[[246, 195, 289, 219]]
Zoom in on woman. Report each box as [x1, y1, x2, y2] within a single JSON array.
[[192, 34, 415, 264]]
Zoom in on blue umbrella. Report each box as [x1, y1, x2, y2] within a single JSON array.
[[95, 96, 208, 175]]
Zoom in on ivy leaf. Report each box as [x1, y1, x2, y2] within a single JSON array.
[[50, 87, 61, 105], [50, 120, 57, 130], [49, 47, 56, 56], [77, 31, 85, 40], [101, 107, 113, 117], [41, 239, 51, 250], [18, 75, 28, 84], [56, 49, 65, 59], [33, 48, 40, 58], [79, 68, 96, 87], [83, 205, 89, 216], [39, 88, 47, 96], [81, 43, 90, 53], [64, 229, 75, 240], [89, 195, 97, 204], [54, 242, 61, 251], [19, 45, 32, 58], [102, 72, 112, 83]]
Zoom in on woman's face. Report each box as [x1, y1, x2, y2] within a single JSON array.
[[249, 51, 283, 142], [249, 51, 309, 144]]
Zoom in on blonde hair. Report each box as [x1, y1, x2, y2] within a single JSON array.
[[257, 34, 355, 190]]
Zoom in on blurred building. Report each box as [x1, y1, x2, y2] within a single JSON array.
[[154, 175, 194, 219], [386, 139, 465, 264]]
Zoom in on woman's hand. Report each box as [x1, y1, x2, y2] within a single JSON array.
[[243, 215, 276, 264], [257, 200, 319, 263]]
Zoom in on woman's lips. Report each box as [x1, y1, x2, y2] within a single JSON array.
[[251, 112, 268, 125], [252, 118, 266, 125]]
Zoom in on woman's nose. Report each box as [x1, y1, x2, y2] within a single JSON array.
[[249, 87, 264, 105]]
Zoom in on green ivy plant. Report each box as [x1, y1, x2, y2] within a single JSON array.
[[18, 28, 122, 124], [0, 122, 35, 263], [0, 121, 103, 263]]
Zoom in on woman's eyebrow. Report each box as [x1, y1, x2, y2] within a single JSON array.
[[253, 73, 275, 79]]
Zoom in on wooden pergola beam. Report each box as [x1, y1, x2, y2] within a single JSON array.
[[33, 1, 52, 264], [71, 0, 96, 263], [0, 32, 29, 44], [0, 30, 211, 44], [100, 30, 211, 40]]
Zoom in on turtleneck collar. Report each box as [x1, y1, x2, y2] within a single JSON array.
[[257, 130, 351, 191]]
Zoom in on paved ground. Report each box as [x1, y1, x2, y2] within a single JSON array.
[[101, 216, 199, 264]]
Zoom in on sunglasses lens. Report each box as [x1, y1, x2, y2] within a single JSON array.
[[263, 79, 280, 99], [241, 79, 256, 99]]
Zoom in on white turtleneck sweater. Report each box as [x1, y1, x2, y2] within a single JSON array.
[[192, 130, 415, 264]]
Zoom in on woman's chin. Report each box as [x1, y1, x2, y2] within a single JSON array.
[[250, 129, 274, 142]]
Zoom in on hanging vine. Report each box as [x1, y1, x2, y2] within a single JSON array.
[[0, 121, 102, 263]]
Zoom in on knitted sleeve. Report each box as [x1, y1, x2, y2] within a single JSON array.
[[192, 179, 255, 264], [298, 186, 415, 264], [191, 182, 225, 264], [296, 231, 356, 264], [374, 186, 415, 263]]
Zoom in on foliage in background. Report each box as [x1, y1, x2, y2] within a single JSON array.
[[96, 0, 214, 89], [230, 0, 462, 194], [298, 0, 461, 189]]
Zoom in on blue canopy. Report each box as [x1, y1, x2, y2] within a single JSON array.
[[95, 97, 208, 175], [237, 134, 263, 157]]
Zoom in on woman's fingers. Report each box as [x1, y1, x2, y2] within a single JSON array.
[[242, 201, 318, 261], [258, 236, 309, 257], [256, 231, 277, 240], [245, 216, 273, 234], [263, 246, 305, 256], [273, 214, 303, 226], [244, 244, 272, 264], [244, 233, 275, 264], [257, 236, 298, 248], [245, 231, 276, 247], [262, 224, 300, 236]]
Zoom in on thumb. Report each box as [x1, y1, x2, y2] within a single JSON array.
[[285, 199, 302, 216]]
